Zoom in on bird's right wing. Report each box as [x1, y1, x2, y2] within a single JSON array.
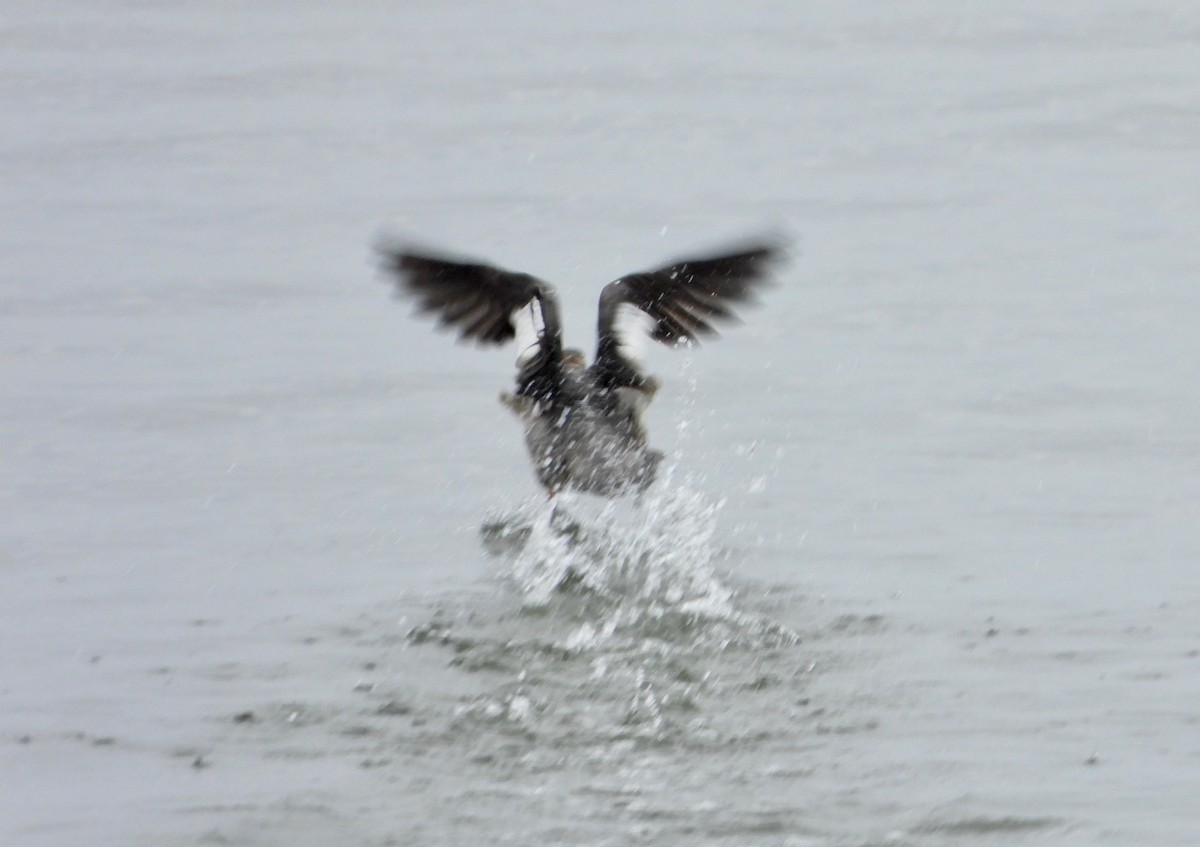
[[593, 240, 783, 390], [377, 244, 564, 399]]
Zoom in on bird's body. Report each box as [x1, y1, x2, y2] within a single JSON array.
[[500, 373, 662, 497], [379, 238, 782, 497]]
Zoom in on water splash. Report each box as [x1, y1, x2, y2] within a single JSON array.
[[439, 395, 803, 749], [479, 472, 796, 657], [518, 480, 724, 597]]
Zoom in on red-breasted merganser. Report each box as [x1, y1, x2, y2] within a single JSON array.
[[378, 238, 783, 496]]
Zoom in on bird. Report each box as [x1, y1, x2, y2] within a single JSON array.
[[377, 237, 784, 497]]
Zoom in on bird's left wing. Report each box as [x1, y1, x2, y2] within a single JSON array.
[[378, 244, 564, 398]]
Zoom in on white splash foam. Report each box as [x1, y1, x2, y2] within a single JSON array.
[[505, 477, 734, 625]]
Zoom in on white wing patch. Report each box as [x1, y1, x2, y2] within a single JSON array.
[[513, 298, 544, 367], [614, 302, 655, 366]]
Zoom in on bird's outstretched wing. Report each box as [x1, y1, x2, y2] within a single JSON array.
[[593, 240, 783, 390], [378, 245, 564, 399]]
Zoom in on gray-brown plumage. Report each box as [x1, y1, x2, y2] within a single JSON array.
[[379, 238, 783, 496]]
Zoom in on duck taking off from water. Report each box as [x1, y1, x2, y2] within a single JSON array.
[[378, 237, 784, 497]]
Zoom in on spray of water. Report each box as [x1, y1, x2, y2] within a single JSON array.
[[514, 472, 727, 597], [477, 356, 797, 653]]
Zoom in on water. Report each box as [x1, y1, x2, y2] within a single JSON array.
[[3, 1, 1198, 845]]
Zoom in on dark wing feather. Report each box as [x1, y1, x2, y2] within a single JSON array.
[[593, 240, 783, 390], [378, 245, 565, 399]]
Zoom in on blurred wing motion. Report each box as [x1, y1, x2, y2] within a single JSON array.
[[378, 245, 564, 399], [593, 240, 783, 390]]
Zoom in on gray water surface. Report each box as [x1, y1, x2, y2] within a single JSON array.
[[3, 2, 1198, 845]]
